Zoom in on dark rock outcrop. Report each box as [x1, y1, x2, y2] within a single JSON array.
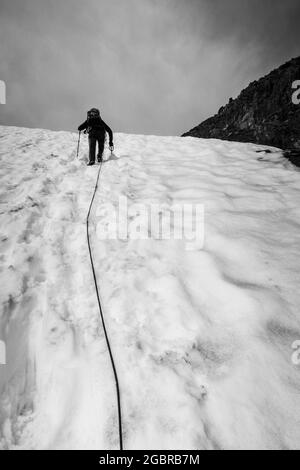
[[182, 57, 300, 165]]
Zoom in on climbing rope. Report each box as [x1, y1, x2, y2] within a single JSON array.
[[86, 160, 124, 451]]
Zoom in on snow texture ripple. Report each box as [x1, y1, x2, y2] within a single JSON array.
[[0, 126, 300, 450]]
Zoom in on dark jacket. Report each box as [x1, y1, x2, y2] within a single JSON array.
[[78, 117, 113, 144]]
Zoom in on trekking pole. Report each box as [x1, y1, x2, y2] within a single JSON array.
[[76, 131, 81, 159]]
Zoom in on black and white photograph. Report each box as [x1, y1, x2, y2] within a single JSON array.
[[0, 0, 300, 455]]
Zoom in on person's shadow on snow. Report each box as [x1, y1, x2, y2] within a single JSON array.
[[104, 152, 130, 162], [104, 152, 119, 162]]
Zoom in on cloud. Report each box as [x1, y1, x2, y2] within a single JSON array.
[[199, 0, 300, 59], [0, 0, 299, 136]]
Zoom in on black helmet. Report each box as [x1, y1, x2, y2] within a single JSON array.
[[87, 108, 100, 119]]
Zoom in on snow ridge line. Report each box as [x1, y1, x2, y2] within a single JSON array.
[[86, 162, 124, 451]]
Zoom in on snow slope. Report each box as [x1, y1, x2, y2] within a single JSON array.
[[0, 125, 300, 450]]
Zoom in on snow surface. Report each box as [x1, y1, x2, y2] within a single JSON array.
[[0, 125, 300, 450]]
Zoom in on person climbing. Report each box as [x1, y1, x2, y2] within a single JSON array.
[[78, 108, 114, 166]]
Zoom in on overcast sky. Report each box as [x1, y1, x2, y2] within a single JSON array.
[[0, 0, 299, 136]]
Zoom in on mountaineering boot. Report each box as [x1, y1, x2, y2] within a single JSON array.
[[87, 161, 95, 166], [97, 155, 103, 163]]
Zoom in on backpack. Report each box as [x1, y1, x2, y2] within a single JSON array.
[[87, 108, 100, 120], [86, 108, 105, 136]]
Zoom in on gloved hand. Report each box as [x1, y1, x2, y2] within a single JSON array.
[[109, 142, 114, 150]]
